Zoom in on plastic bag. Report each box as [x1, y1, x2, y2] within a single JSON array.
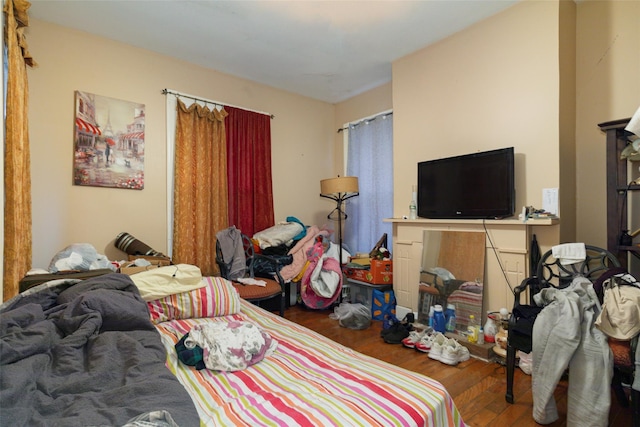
[[329, 302, 371, 330], [48, 243, 115, 273]]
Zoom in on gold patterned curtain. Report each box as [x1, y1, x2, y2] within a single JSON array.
[[3, 0, 36, 301], [172, 100, 228, 275]]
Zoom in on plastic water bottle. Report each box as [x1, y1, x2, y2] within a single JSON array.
[[433, 304, 446, 333], [409, 186, 418, 219], [478, 327, 485, 345], [445, 304, 456, 332], [467, 314, 479, 343], [409, 200, 417, 219], [428, 306, 435, 328]]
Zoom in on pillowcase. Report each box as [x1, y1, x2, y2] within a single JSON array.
[[147, 276, 240, 325], [130, 264, 204, 301]]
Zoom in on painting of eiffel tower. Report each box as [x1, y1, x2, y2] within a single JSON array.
[[73, 91, 146, 189]]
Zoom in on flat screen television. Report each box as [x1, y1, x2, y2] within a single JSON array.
[[417, 147, 515, 219]]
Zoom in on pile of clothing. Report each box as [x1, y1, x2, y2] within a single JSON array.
[[176, 321, 277, 372], [276, 224, 343, 309], [222, 218, 344, 310]]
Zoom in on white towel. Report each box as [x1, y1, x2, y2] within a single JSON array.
[[237, 277, 266, 287], [551, 243, 586, 265]]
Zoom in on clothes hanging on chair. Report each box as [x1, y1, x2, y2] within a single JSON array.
[[531, 277, 612, 426], [215, 226, 247, 280]]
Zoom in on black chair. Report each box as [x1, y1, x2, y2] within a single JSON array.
[[505, 245, 622, 402], [216, 232, 287, 317]]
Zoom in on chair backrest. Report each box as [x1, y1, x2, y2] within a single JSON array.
[[215, 239, 232, 279], [241, 234, 256, 278], [536, 244, 621, 290]]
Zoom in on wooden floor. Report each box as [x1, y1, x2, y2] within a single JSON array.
[[282, 304, 633, 427]]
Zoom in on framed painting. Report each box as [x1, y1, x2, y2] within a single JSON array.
[[73, 91, 145, 189]]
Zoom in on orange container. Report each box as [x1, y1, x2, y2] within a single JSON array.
[[344, 260, 393, 285]]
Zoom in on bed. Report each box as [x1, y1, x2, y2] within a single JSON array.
[[1, 271, 467, 426]]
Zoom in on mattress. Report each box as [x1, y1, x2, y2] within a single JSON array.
[[155, 300, 466, 426]]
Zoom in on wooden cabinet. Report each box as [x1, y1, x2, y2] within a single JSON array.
[[598, 118, 640, 270], [385, 218, 559, 318]]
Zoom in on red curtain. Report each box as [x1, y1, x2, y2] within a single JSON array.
[[225, 106, 274, 236]]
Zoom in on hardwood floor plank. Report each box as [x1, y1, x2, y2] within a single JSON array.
[[282, 304, 632, 426]]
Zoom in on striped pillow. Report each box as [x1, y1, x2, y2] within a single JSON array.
[[147, 276, 240, 324]]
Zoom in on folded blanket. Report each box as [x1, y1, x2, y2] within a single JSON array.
[[130, 264, 204, 301], [253, 221, 305, 250], [551, 243, 586, 265]]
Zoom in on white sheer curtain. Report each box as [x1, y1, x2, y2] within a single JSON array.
[[344, 112, 393, 255]]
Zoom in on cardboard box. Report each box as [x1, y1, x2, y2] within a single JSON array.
[[19, 269, 114, 293], [119, 261, 163, 275], [349, 256, 371, 266], [344, 260, 392, 284]]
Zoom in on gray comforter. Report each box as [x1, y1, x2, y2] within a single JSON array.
[[0, 273, 201, 427]]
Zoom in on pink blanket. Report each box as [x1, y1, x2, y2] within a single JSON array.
[[279, 225, 328, 283]]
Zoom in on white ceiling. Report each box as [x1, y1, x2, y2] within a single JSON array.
[[29, 0, 520, 104]]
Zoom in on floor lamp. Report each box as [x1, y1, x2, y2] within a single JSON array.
[[320, 176, 359, 269]]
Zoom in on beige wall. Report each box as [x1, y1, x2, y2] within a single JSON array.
[[558, 0, 577, 243], [392, 0, 562, 223], [332, 82, 393, 176], [576, 0, 640, 261], [27, 20, 335, 268], [384, 0, 638, 272]]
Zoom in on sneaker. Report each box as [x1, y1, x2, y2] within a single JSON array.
[[414, 330, 436, 353], [402, 329, 425, 349], [427, 333, 448, 361], [383, 322, 412, 344], [439, 339, 471, 366]]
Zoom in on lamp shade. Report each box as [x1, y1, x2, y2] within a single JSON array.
[[320, 176, 359, 195]]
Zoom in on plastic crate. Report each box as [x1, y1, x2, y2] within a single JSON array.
[[347, 279, 394, 318]]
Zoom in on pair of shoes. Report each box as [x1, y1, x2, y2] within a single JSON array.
[[383, 321, 412, 344], [426, 333, 448, 358], [414, 329, 437, 353], [402, 329, 426, 348], [434, 338, 471, 366]]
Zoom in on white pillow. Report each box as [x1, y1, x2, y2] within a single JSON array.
[[130, 264, 204, 301]]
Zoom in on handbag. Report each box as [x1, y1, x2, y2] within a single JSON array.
[[595, 270, 640, 340]]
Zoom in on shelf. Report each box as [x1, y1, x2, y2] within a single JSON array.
[[599, 117, 637, 269], [620, 245, 640, 261], [344, 278, 393, 289], [384, 217, 559, 226]]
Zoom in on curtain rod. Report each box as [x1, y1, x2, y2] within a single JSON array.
[[337, 110, 393, 133], [162, 88, 275, 119]]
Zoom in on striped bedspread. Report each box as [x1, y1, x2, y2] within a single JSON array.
[[155, 300, 466, 426]]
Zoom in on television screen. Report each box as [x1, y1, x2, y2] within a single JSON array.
[[417, 147, 515, 219]]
